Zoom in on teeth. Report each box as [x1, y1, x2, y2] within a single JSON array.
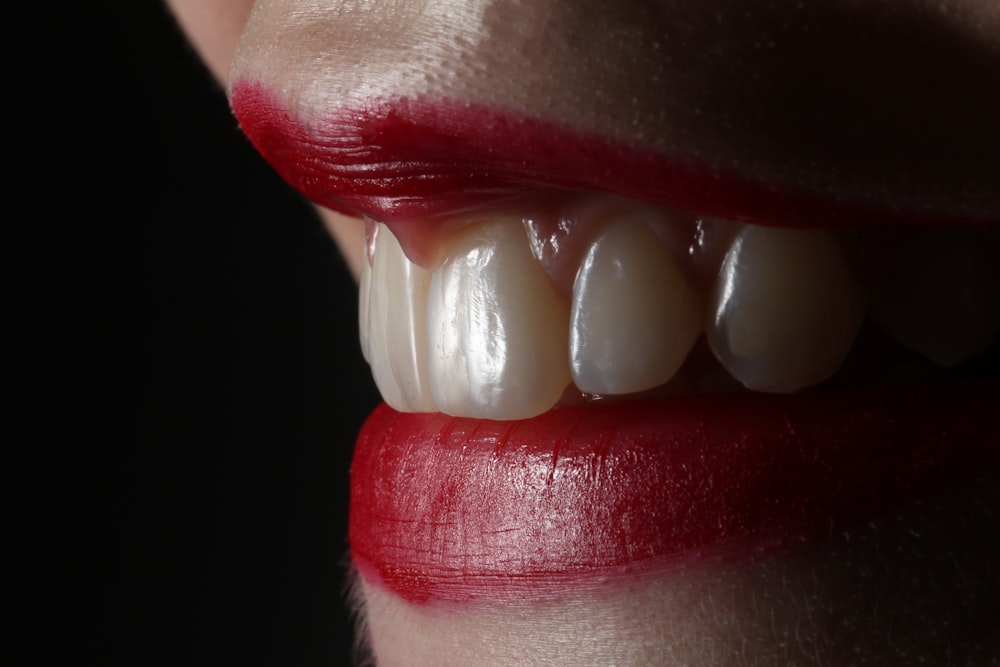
[[365, 224, 436, 412], [706, 225, 866, 393], [427, 220, 571, 419], [358, 200, 990, 420], [358, 228, 373, 363], [569, 218, 702, 394], [871, 231, 1000, 367]]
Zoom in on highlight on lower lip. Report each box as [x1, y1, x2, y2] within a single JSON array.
[[349, 382, 997, 604], [230, 80, 996, 228]]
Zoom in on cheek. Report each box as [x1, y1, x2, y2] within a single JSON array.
[[165, 0, 255, 83]]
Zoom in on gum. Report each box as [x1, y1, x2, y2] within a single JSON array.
[[375, 193, 742, 298]]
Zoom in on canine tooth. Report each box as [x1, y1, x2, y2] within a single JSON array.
[[366, 224, 435, 412], [427, 220, 571, 419], [570, 219, 702, 394], [872, 231, 1000, 367], [707, 226, 865, 393]]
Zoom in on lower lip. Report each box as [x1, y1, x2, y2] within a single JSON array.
[[349, 381, 997, 604]]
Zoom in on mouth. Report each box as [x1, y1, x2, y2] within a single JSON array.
[[231, 82, 999, 606]]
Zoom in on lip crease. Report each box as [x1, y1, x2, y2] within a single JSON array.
[[230, 80, 998, 229], [229, 79, 999, 606]]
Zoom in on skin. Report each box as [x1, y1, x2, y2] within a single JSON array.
[[165, 1, 998, 664]]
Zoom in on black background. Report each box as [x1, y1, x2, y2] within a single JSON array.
[[59, 2, 381, 664]]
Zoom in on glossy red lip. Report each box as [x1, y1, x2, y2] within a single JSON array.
[[350, 383, 998, 604], [230, 80, 996, 228]]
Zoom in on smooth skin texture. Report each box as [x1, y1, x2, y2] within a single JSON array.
[[164, 1, 999, 664]]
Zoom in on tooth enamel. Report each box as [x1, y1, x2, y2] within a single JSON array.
[[427, 219, 571, 419], [358, 235, 372, 363], [362, 194, 990, 418], [706, 225, 866, 393], [871, 231, 1000, 367], [569, 218, 702, 394], [366, 224, 436, 412]]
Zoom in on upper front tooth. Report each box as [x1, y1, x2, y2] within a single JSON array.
[[569, 218, 702, 394], [366, 224, 436, 412], [427, 219, 571, 420], [706, 225, 866, 393], [871, 230, 1000, 367], [358, 231, 372, 363]]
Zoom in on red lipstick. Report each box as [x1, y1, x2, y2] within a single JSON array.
[[230, 81, 998, 228], [350, 383, 998, 604]]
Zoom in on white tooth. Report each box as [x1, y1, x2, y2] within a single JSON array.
[[427, 219, 571, 419], [871, 231, 1000, 367], [358, 236, 372, 363], [569, 218, 702, 394], [707, 225, 865, 393], [366, 224, 436, 412]]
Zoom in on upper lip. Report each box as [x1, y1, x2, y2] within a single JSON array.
[[231, 81, 998, 229]]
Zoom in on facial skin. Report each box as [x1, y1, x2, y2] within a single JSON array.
[[165, 1, 998, 664]]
